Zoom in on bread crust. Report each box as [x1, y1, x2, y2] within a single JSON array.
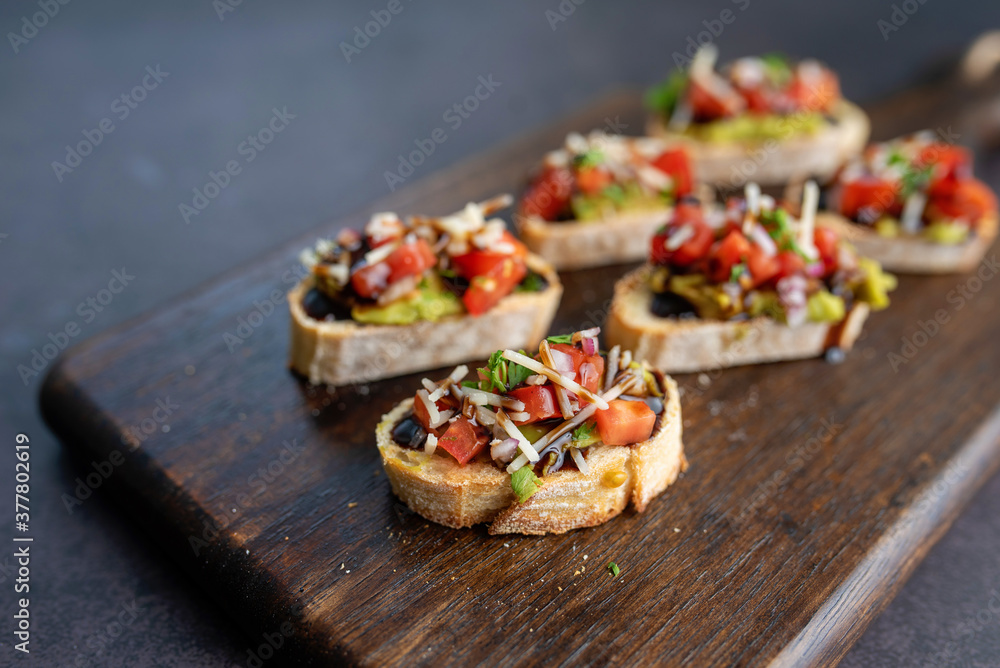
[[375, 376, 686, 535], [288, 255, 562, 386], [605, 267, 870, 373], [646, 100, 870, 187], [516, 209, 669, 271], [816, 211, 999, 275]]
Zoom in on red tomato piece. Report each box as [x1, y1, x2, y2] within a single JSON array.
[[738, 86, 774, 114], [520, 167, 573, 221], [839, 176, 900, 222], [412, 392, 453, 434], [350, 261, 392, 299], [507, 386, 561, 425], [386, 239, 437, 284], [650, 220, 713, 267], [549, 343, 604, 393], [707, 230, 752, 282], [746, 244, 780, 287], [451, 232, 527, 279], [786, 68, 840, 112], [437, 417, 490, 465], [651, 147, 693, 197], [595, 399, 656, 446], [926, 179, 998, 223], [689, 77, 745, 120], [774, 250, 806, 281], [917, 144, 971, 183], [461, 256, 528, 316], [813, 226, 840, 276], [575, 166, 614, 195]]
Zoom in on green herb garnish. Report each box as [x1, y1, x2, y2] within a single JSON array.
[[478, 350, 531, 392], [602, 183, 626, 205], [515, 272, 546, 293], [573, 148, 605, 169], [645, 69, 689, 117], [607, 561, 620, 577], [760, 53, 792, 87], [511, 466, 542, 503], [461, 380, 479, 389], [729, 262, 748, 283], [571, 421, 600, 449], [438, 268, 457, 279], [546, 334, 573, 344], [900, 164, 933, 198]]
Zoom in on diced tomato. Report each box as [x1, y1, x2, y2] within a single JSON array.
[[520, 167, 573, 221], [451, 232, 527, 279], [437, 417, 490, 465], [550, 343, 605, 393], [651, 147, 693, 197], [707, 230, 752, 282], [461, 255, 528, 316], [926, 178, 998, 223], [689, 77, 745, 120], [839, 176, 900, 222], [412, 392, 452, 434], [595, 399, 656, 446], [813, 226, 840, 276], [650, 220, 713, 267], [786, 68, 840, 112], [774, 250, 806, 281], [350, 261, 392, 299], [916, 144, 971, 183], [507, 386, 561, 425], [738, 86, 774, 114], [575, 166, 613, 195], [386, 239, 437, 284], [746, 244, 780, 287]]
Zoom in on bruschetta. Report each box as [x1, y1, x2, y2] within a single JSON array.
[[606, 183, 896, 372], [645, 46, 869, 188], [375, 329, 686, 535], [289, 197, 562, 386], [816, 131, 999, 274], [515, 131, 695, 270]]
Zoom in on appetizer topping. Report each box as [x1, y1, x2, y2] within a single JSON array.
[[647, 47, 841, 141], [519, 131, 693, 223], [392, 331, 666, 503], [647, 182, 896, 325], [832, 132, 998, 243], [299, 197, 549, 323]]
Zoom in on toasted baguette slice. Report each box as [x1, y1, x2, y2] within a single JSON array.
[[288, 255, 561, 386], [605, 267, 870, 373], [516, 209, 670, 271], [646, 100, 870, 188], [376, 376, 686, 535], [816, 211, 998, 275]]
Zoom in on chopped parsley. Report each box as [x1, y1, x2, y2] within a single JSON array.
[[571, 421, 600, 448], [461, 380, 479, 389], [607, 561, 620, 577], [761, 53, 792, 87], [478, 350, 531, 392], [546, 334, 573, 344], [511, 466, 542, 503]]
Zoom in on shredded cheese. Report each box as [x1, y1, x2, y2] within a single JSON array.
[[496, 409, 539, 464], [501, 350, 609, 410], [539, 340, 575, 419], [424, 433, 438, 455], [416, 389, 439, 424], [570, 447, 590, 474]]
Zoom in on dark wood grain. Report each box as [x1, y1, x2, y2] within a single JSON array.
[[40, 90, 1000, 667]]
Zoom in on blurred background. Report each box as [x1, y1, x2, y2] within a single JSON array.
[[1, 0, 999, 665]]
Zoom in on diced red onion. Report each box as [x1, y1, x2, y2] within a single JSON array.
[[581, 336, 598, 356], [549, 348, 576, 378], [491, 438, 519, 464], [749, 224, 777, 256], [804, 261, 826, 278]]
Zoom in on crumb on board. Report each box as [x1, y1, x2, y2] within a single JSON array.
[[348, 502, 358, 509], [582, 554, 588, 561], [558, 587, 563, 591], [674, 527, 680, 533], [574, 570, 581, 576]]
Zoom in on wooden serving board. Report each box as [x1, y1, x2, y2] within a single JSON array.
[[40, 91, 1000, 667]]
